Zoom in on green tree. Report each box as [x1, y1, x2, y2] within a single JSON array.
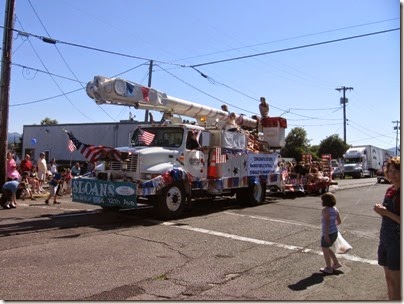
[[41, 117, 58, 125], [308, 145, 320, 161], [318, 134, 350, 159], [280, 127, 310, 161]]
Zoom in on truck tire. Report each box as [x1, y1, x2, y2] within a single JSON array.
[[237, 181, 266, 206], [155, 182, 185, 220]]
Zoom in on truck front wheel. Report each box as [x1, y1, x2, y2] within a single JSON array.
[[156, 183, 185, 220]]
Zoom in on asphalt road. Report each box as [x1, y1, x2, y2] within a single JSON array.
[[0, 177, 392, 301]]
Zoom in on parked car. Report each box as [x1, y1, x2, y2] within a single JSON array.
[[332, 166, 344, 179], [377, 160, 390, 184], [331, 160, 344, 179]]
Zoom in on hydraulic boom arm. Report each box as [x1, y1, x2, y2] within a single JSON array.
[[86, 76, 257, 128]]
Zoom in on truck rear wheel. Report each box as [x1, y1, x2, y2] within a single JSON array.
[[155, 182, 185, 220], [237, 181, 266, 206]]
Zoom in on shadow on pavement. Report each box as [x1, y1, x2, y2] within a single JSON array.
[[288, 270, 344, 291]]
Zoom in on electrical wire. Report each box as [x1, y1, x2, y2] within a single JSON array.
[[190, 28, 399, 68], [14, 17, 94, 121], [172, 18, 399, 63], [11, 62, 86, 83], [27, 0, 115, 121]]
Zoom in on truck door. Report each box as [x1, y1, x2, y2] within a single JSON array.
[[184, 129, 206, 178], [184, 150, 206, 178]]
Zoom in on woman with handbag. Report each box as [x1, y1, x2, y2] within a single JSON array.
[[373, 156, 400, 300]]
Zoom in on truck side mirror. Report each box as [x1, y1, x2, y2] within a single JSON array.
[[200, 131, 210, 147]]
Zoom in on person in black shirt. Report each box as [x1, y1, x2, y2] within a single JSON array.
[[373, 156, 400, 300]]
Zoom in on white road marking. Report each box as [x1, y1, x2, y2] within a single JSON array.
[[156, 221, 378, 266], [223, 211, 320, 230]]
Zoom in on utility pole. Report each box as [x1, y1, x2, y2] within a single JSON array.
[[144, 60, 153, 122], [0, 0, 16, 186], [335, 86, 353, 144], [392, 120, 400, 156]]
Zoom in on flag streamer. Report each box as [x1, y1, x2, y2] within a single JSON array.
[[65, 130, 121, 162]]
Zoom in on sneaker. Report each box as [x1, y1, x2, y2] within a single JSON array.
[[10, 203, 16, 208], [332, 263, 342, 270], [320, 267, 334, 274], [45, 200, 49, 205], [3, 203, 10, 209]]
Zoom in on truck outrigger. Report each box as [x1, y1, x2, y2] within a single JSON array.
[[71, 76, 287, 219]]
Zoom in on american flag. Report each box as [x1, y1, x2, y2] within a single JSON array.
[[215, 147, 227, 164], [138, 129, 155, 145], [67, 140, 77, 152], [65, 131, 121, 162]]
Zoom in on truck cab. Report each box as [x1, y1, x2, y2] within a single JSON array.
[[343, 148, 368, 178], [97, 124, 208, 185]]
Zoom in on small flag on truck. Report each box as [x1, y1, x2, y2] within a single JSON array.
[[138, 129, 155, 146]]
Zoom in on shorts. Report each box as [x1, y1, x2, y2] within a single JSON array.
[[49, 184, 58, 196], [378, 238, 400, 271], [321, 231, 338, 248]]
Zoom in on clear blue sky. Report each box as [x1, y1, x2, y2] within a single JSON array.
[[2, 0, 400, 150]]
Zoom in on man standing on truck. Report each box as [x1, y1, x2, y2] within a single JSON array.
[[259, 97, 269, 118]]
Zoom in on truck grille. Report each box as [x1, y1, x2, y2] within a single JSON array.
[[109, 154, 138, 172]]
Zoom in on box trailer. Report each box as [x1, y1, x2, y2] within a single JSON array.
[[343, 145, 392, 178]]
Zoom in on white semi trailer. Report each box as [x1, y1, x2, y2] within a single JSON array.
[[343, 145, 392, 178]]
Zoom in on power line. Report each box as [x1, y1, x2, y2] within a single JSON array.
[[14, 17, 94, 122], [190, 28, 399, 68], [2, 25, 186, 68], [10, 61, 86, 83], [172, 18, 399, 63], [27, 1, 116, 121], [8, 61, 148, 106], [2, 25, 399, 71]]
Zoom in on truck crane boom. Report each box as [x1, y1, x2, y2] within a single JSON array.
[[86, 75, 257, 129]]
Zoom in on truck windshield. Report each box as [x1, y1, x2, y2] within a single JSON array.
[[131, 127, 184, 148], [344, 158, 361, 164]]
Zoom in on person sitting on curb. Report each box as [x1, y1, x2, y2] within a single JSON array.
[[20, 171, 36, 201]]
